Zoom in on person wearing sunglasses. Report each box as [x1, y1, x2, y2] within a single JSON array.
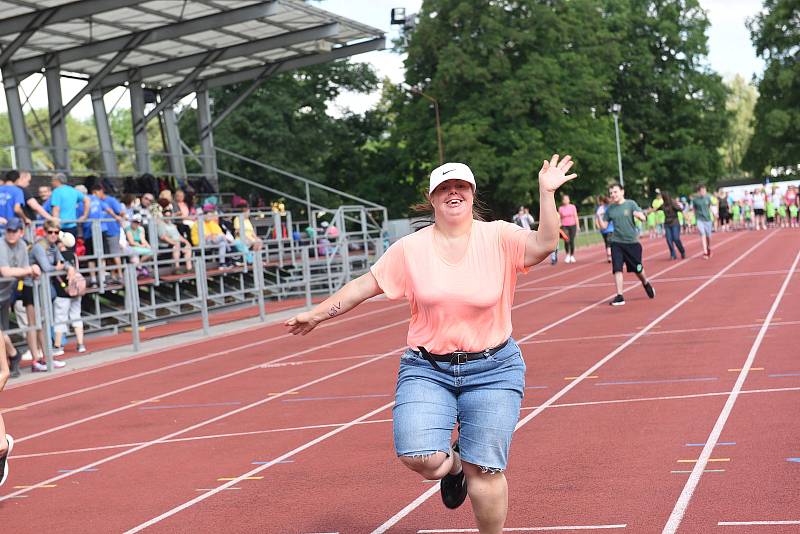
[[0, 218, 47, 373], [32, 220, 84, 359]]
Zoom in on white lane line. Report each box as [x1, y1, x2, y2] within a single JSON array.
[[0, 302, 407, 415], [122, 400, 396, 533], [510, 234, 724, 314], [417, 526, 627, 532], [10, 419, 395, 460], [12, 318, 407, 443], [370, 232, 765, 534], [521, 386, 800, 411], [662, 247, 800, 534], [515, 232, 744, 344], [520, 320, 800, 345], [718, 521, 800, 526], [516, 268, 790, 292], [0, 347, 401, 503], [21, 382, 800, 461]]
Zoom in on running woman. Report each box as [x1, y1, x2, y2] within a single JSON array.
[[0, 335, 13, 487], [597, 183, 655, 306], [692, 184, 714, 259], [287, 155, 577, 533]]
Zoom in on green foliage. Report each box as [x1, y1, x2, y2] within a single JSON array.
[[391, 0, 729, 215], [743, 0, 800, 177], [720, 75, 757, 177], [179, 61, 393, 216], [606, 0, 729, 198], [0, 106, 166, 176]]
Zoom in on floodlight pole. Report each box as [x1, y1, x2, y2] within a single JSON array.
[[611, 103, 624, 188], [410, 86, 444, 165]]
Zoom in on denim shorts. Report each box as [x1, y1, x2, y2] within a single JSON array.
[[393, 338, 525, 471]]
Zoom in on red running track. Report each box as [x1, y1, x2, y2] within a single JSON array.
[[1, 231, 799, 533]]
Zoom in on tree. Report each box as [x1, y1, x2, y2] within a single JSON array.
[[743, 0, 800, 177], [394, 0, 622, 216], [720, 75, 757, 178], [391, 0, 729, 215], [610, 0, 730, 198], [178, 60, 383, 215]]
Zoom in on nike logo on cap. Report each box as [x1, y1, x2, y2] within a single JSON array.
[[442, 169, 455, 174]]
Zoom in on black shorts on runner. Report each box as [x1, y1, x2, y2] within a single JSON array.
[[610, 242, 643, 274], [754, 208, 765, 216], [19, 284, 34, 306], [601, 232, 612, 248]]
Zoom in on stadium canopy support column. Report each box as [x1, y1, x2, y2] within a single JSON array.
[[196, 86, 217, 185], [162, 105, 186, 180], [91, 89, 119, 177], [130, 82, 151, 175], [2, 72, 33, 170], [45, 66, 70, 172]]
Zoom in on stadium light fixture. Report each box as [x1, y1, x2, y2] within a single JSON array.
[[408, 85, 444, 165], [390, 8, 406, 25], [610, 103, 624, 187]]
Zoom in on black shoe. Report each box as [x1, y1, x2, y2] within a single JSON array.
[[0, 434, 14, 486], [609, 294, 625, 306], [441, 442, 468, 509], [644, 282, 655, 299], [8, 353, 21, 378]]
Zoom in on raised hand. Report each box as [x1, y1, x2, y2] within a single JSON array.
[[538, 154, 578, 193]]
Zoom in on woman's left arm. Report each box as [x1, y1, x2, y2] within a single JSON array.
[[525, 155, 577, 267]]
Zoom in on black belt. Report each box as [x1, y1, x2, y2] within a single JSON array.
[[415, 339, 509, 371]]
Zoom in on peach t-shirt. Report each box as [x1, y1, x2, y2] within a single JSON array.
[[370, 220, 529, 353]]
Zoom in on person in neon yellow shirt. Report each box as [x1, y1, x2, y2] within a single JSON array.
[[651, 191, 664, 238]]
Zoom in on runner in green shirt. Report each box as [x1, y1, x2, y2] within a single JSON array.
[[597, 183, 655, 306], [691, 185, 713, 258]]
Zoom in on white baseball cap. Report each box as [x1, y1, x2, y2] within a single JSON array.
[[429, 162, 476, 194]]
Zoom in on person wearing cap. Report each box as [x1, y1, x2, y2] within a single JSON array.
[[50, 173, 89, 239], [287, 155, 577, 532], [32, 220, 84, 359], [0, 217, 47, 373]]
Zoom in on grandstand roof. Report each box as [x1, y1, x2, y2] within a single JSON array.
[[0, 0, 385, 91]]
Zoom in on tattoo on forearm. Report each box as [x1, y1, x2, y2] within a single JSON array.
[[328, 301, 342, 318]]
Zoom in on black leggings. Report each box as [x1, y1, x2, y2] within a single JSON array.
[[562, 225, 577, 255]]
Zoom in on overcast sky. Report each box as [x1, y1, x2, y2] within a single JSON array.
[[0, 0, 766, 119]]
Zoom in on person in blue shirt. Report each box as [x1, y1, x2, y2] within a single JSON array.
[[83, 183, 109, 285], [98, 187, 125, 284], [49, 173, 89, 239], [0, 172, 25, 230]]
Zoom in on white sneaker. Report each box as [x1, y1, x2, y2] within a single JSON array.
[[52, 359, 67, 369], [77, 344, 87, 353], [571, 255, 577, 263], [52, 347, 65, 357], [20, 350, 32, 361], [32, 360, 48, 372]]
